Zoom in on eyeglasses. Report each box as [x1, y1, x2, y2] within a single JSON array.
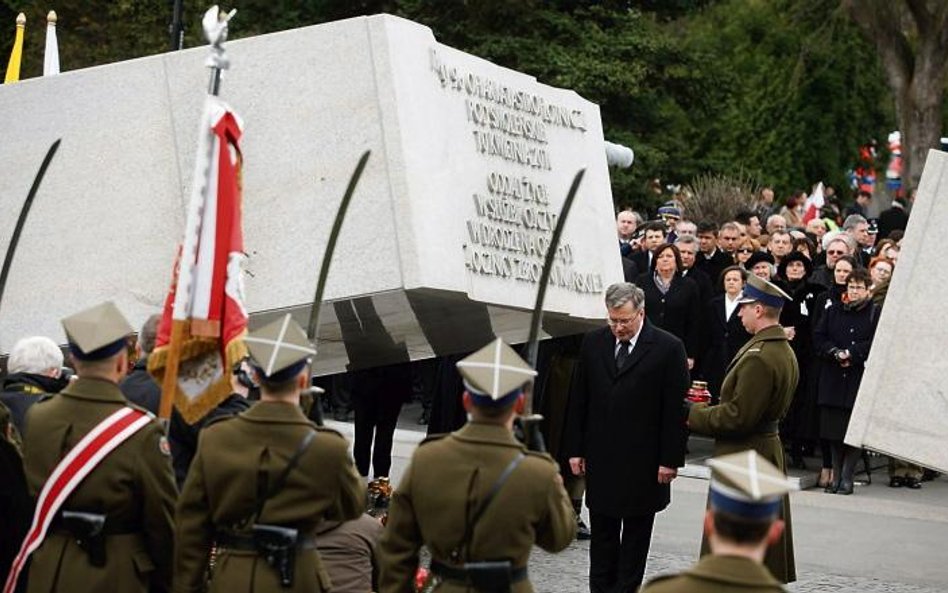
[[737, 248, 754, 254], [847, 285, 868, 292], [607, 311, 642, 327], [827, 250, 846, 256]]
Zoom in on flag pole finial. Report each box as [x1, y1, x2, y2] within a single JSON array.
[[47, 11, 57, 25], [202, 6, 237, 96], [16, 13, 26, 26]]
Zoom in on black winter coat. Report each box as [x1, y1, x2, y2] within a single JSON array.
[[564, 322, 689, 517], [813, 299, 878, 410], [634, 272, 702, 359], [701, 295, 751, 400]]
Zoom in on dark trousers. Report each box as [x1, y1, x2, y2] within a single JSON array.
[[351, 390, 404, 478], [589, 511, 655, 593]]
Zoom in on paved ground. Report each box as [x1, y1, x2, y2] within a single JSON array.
[[327, 403, 948, 592]]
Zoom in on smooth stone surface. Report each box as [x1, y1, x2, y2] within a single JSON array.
[[0, 15, 620, 371], [847, 148, 948, 473]]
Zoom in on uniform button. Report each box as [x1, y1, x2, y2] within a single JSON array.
[[850, 328, 854, 333]]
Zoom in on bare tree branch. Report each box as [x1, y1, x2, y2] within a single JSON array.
[[904, 0, 932, 37], [842, 0, 915, 92]]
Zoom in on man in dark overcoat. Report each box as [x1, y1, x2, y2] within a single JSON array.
[[687, 274, 799, 583], [564, 282, 690, 593]]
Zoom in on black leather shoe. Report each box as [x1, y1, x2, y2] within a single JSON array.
[[576, 518, 592, 541], [889, 476, 904, 488], [836, 482, 854, 495], [904, 477, 922, 489], [823, 483, 838, 494]]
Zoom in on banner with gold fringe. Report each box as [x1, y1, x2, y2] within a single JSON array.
[[149, 95, 248, 424]]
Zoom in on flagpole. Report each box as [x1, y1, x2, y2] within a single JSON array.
[[158, 6, 237, 422], [4, 13, 25, 84]]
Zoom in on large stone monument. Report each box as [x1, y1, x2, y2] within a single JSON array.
[[847, 149, 948, 473], [0, 15, 621, 374]]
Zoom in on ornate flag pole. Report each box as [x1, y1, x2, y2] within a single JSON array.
[[154, 6, 244, 422]]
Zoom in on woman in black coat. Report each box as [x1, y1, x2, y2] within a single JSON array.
[[634, 243, 702, 370], [775, 252, 825, 469], [701, 265, 751, 402], [813, 268, 878, 495]]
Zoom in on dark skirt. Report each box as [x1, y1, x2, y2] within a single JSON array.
[[819, 405, 852, 441]]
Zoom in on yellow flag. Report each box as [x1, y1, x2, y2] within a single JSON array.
[[4, 13, 25, 83]]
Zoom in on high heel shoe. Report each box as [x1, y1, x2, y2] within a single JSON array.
[[818, 468, 832, 488]]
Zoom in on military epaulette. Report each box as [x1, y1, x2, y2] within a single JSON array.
[[420, 433, 448, 446], [746, 348, 762, 354], [125, 402, 157, 420], [204, 413, 239, 429], [315, 425, 347, 439], [641, 573, 677, 587], [524, 448, 557, 465]]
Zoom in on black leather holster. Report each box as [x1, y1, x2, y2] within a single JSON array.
[[59, 511, 106, 567], [252, 524, 299, 588]]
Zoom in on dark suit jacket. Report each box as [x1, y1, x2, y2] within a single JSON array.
[[631, 250, 652, 275], [564, 321, 689, 517], [878, 204, 908, 239], [621, 256, 639, 283], [694, 249, 733, 293], [634, 272, 702, 358]]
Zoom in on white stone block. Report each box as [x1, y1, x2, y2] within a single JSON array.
[[0, 15, 621, 373]]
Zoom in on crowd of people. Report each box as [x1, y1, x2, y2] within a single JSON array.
[[614, 186, 929, 493], [0, 184, 931, 593]]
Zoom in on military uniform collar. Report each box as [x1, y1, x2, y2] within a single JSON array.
[[753, 324, 788, 342], [686, 554, 783, 587], [240, 400, 310, 425], [60, 377, 126, 403], [452, 421, 524, 449]]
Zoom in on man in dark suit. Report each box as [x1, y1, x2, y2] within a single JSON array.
[[565, 282, 690, 593], [877, 193, 911, 240], [695, 221, 733, 294]]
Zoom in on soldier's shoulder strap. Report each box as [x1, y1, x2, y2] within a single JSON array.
[[204, 413, 239, 429], [420, 432, 449, 446], [314, 425, 347, 440], [523, 448, 558, 466]]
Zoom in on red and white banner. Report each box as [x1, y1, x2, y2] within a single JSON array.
[[149, 96, 248, 423], [802, 182, 825, 224], [3, 407, 151, 593]]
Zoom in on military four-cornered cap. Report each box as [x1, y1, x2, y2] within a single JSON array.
[[245, 314, 316, 382], [62, 301, 133, 361], [456, 338, 537, 407], [737, 273, 792, 308], [707, 450, 798, 519]]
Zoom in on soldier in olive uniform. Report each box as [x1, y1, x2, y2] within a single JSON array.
[[640, 450, 795, 593], [16, 301, 177, 593], [687, 274, 799, 583], [378, 338, 576, 593], [174, 314, 364, 593]]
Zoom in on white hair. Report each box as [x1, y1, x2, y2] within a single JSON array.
[[8, 336, 63, 375]]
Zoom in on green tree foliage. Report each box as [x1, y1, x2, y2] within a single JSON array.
[[0, 0, 895, 212], [684, 0, 891, 202]]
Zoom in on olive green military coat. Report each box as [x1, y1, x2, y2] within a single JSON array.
[[687, 324, 798, 583], [21, 378, 177, 593], [378, 421, 576, 593], [640, 555, 787, 593], [174, 401, 364, 593]]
